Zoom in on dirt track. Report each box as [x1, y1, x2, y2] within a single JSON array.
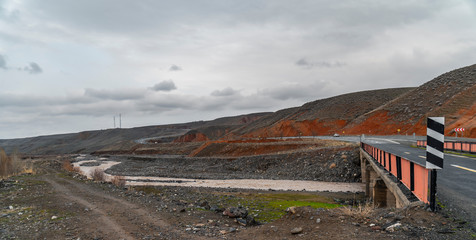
[[41, 171, 192, 240]]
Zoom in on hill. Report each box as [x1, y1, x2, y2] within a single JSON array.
[[0, 113, 270, 155], [344, 64, 476, 136], [230, 88, 414, 138], [222, 64, 476, 139], [1, 64, 475, 154]]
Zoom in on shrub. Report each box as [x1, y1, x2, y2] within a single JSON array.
[[111, 175, 126, 188], [339, 201, 374, 218], [62, 160, 74, 172], [0, 148, 33, 179], [91, 168, 105, 182]]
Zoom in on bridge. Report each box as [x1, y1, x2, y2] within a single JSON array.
[[357, 136, 476, 230], [359, 137, 476, 208]]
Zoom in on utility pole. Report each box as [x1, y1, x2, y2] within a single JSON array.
[[113, 116, 116, 128], [119, 113, 122, 128]]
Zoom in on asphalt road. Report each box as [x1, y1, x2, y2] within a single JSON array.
[[353, 136, 476, 231]]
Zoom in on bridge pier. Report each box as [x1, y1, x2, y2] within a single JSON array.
[[360, 148, 413, 208]]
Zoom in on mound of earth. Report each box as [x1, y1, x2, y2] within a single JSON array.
[[189, 138, 353, 157]]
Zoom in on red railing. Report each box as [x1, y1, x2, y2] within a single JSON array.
[[361, 142, 429, 204], [417, 140, 476, 154]]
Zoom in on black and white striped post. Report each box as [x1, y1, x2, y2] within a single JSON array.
[[425, 117, 445, 211]]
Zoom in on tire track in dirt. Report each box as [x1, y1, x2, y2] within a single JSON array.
[[42, 172, 203, 240], [43, 177, 134, 239]]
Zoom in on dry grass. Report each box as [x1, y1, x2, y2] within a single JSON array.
[[62, 160, 82, 174], [339, 201, 375, 218], [111, 175, 126, 188], [62, 160, 75, 172], [91, 168, 105, 182], [0, 148, 34, 179]]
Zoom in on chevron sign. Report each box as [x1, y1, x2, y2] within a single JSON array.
[[426, 117, 445, 170], [454, 128, 465, 132]]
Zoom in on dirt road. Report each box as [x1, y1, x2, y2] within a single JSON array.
[[42, 171, 197, 240], [43, 173, 167, 239]]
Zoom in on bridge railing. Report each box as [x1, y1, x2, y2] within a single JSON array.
[[361, 142, 429, 204], [417, 140, 476, 154]]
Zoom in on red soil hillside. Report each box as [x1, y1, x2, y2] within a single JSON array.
[[225, 64, 476, 139], [232, 88, 413, 138], [174, 112, 271, 142], [344, 64, 476, 137]]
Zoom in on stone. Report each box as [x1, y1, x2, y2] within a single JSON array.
[[329, 163, 337, 169], [385, 222, 402, 232], [371, 226, 381, 231], [223, 207, 248, 218], [291, 227, 303, 234], [316, 218, 321, 224], [286, 206, 297, 214], [51, 216, 58, 220]]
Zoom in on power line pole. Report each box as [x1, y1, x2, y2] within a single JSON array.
[[119, 113, 122, 128], [113, 116, 116, 128]]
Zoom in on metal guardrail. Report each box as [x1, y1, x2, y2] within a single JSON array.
[[417, 140, 476, 154], [361, 142, 429, 204]]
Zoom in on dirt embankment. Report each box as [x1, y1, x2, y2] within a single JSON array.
[[189, 138, 353, 157]]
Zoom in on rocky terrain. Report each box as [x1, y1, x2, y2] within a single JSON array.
[[1, 158, 475, 239], [105, 139, 361, 182]]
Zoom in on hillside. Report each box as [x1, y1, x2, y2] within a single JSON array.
[[0, 113, 270, 155], [1, 64, 475, 154], [344, 64, 476, 136], [173, 112, 270, 142], [222, 64, 476, 139], [231, 88, 414, 138], [0, 124, 194, 155]]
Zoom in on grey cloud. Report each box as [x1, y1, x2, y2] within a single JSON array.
[[0, 54, 6, 69], [296, 58, 346, 69], [211, 87, 239, 97], [169, 64, 182, 71], [150, 80, 177, 92], [84, 88, 145, 100], [262, 82, 329, 101], [23, 62, 43, 74]]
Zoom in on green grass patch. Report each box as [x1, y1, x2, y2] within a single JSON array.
[[267, 200, 340, 210], [210, 191, 342, 223]]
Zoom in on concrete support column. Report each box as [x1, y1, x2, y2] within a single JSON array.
[[373, 178, 387, 208]]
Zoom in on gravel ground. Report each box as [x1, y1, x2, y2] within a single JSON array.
[[104, 146, 361, 182]]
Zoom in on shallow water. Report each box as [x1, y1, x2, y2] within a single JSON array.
[[73, 157, 364, 193]]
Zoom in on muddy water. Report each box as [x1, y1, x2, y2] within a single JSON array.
[[73, 157, 364, 193]]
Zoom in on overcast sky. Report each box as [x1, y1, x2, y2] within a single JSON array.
[[1, 0, 476, 139]]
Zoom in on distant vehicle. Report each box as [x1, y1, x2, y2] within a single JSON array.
[[333, 133, 340, 137]]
